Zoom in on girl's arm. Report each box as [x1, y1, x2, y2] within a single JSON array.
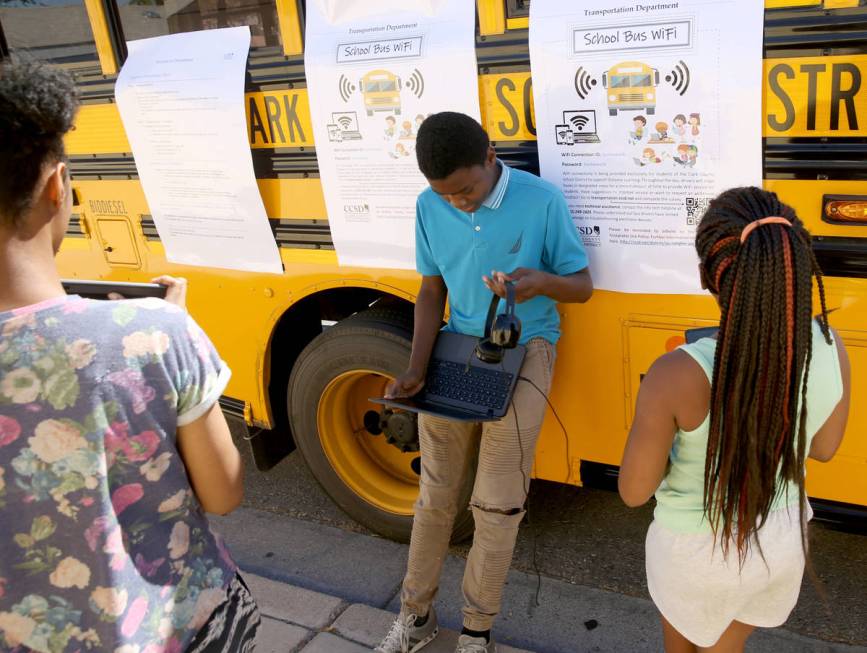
[[618, 352, 685, 507]]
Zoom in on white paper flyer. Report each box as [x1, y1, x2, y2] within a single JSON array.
[[305, 0, 480, 269], [116, 26, 283, 274], [529, 0, 764, 294]]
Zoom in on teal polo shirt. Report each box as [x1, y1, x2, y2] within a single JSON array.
[[415, 161, 589, 344]]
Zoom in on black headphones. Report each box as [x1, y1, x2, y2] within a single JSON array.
[[475, 281, 522, 364]]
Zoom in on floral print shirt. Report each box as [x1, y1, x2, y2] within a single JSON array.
[[0, 295, 236, 653]]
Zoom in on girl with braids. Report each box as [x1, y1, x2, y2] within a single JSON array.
[[618, 187, 851, 652]]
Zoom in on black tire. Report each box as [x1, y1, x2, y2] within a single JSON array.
[[288, 307, 475, 543], [647, 107, 656, 115]]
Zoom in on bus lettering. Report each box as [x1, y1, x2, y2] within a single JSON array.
[[495, 78, 519, 137], [249, 97, 268, 145], [801, 63, 824, 131], [831, 62, 860, 130], [247, 92, 307, 146], [523, 77, 536, 136], [767, 61, 862, 133], [265, 96, 285, 143], [282, 94, 306, 142], [88, 199, 127, 216], [767, 63, 796, 132]]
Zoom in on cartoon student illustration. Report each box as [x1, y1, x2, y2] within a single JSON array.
[[689, 113, 701, 138], [415, 114, 425, 131], [674, 144, 698, 167], [399, 120, 414, 139], [390, 142, 411, 158], [673, 114, 687, 139], [384, 115, 397, 139], [650, 121, 673, 143], [656, 122, 670, 141], [636, 147, 662, 166], [630, 115, 647, 144]]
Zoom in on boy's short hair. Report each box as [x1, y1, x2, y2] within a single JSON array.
[[0, 59, 79, 225], [415, 112, 489, 180], [634, 116, 647, 125]]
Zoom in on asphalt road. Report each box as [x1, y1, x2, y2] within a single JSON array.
[[228, 418, 867, 647]]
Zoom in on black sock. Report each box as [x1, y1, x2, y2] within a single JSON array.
[[414, 612, 429, 627], [461, 627, 490, 642]]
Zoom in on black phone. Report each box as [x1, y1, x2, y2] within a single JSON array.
[[684, 326, 719, 344], [61, 279, 167, 300]]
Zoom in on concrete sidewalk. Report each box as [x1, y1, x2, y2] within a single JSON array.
[[212, 508, 867, 653], [247, 573, 531, 652]]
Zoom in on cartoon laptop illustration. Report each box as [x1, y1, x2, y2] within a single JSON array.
[[562, 109, 601, 144]]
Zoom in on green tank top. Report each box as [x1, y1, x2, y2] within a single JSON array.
[[653, 320, 843, 533]]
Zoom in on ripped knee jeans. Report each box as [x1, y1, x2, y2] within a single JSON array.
[[400, 337, 556, 631]]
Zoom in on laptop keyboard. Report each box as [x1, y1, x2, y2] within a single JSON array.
[[424, 360, 514, 411]]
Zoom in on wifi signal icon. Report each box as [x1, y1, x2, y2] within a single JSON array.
[[665, 60, 690, 96], [337, 115, 353, 129], [574, 66, 597, 100], [338, 74, 355, 102], [406, 68, 425, 99], [569, 114, 590, 131]]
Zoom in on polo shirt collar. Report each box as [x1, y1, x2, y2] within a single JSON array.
[[480, 159, 510, 210]]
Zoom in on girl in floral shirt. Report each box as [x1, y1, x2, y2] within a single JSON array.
[[0, 61, 259, 652]]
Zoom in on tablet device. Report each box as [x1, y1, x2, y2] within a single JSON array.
[[61, 279, 168, 300], [684, 325, 719, 344]]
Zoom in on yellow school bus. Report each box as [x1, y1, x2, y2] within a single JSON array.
[[6, 0, 865, 541], [602, 60, 659, 116], [361, 69, 402, 116]]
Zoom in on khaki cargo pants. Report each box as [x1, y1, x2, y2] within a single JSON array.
[[400, 337, 556, 631]]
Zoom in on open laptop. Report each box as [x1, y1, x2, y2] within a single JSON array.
[[331, 111, 363, 140], [371, 332, 526, 422], [562, 109, 601, 144]]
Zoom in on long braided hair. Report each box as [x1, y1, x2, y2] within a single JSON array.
[[695, 187, 831, 561]]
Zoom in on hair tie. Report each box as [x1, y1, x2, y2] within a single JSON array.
[[739, 216, 792, 243]]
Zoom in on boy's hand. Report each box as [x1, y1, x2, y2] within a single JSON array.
[[385, 369, 425, 399], [483, 268, 546, 303]]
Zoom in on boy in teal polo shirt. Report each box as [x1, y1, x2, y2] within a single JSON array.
[[376, 112, 593, 653]]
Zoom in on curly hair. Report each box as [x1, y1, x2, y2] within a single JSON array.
[[0, 59, 80, 225], [695, 186, 830, 563], [415, 112, 489, 180]]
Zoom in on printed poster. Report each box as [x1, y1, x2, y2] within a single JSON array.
[[529, 0, 763, 293], [305, 0, 480, 269], [116, 27, 283, 274]]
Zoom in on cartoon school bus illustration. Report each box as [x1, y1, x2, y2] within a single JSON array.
[[602, 61, 660, 116], [360, 69, 402, 116]]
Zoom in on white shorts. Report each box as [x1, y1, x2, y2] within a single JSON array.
[[645, 503, 811, 647]]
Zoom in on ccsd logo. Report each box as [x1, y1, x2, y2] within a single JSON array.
[[578, 225, 601, 247], [343, 203, 370, 219]]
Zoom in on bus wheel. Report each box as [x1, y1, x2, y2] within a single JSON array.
[[609, 108, 617, 116], [288, 308, 476, 543], [647, 107, 655, 115]]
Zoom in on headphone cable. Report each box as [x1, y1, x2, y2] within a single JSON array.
[[518, 375, 573, 485]]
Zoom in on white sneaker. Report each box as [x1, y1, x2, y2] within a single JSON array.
[[455, 634, 496, 653], [374, 607, 439, 653]]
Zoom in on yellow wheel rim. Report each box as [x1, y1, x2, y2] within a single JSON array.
[[317, 369, 420, 515]]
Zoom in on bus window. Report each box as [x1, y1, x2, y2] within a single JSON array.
[[0, 0, 99, 71], [117, 0, 282, 49]]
